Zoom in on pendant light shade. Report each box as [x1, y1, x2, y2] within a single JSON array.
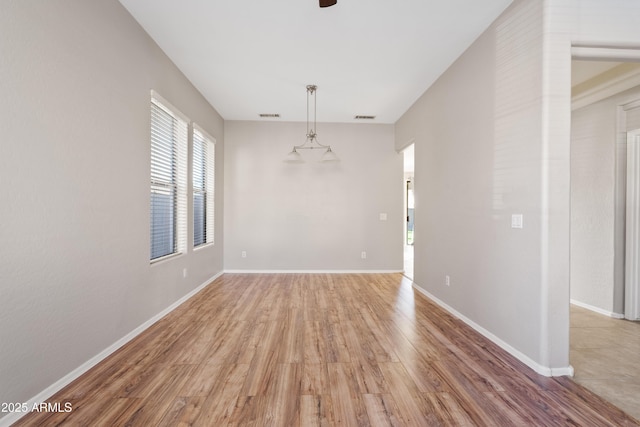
[[321, 147, 339, 162], [284, 147, 304, 163]]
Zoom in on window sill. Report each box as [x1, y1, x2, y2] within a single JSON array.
[[150, 251, 183, 265], [194, 242, 215, 252]]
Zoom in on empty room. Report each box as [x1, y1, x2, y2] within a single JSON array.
[[1, 0, 639, 425]]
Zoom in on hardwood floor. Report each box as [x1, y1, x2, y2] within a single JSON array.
[[13, 273, 640, 426]]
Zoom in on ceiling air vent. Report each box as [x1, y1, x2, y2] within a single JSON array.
[[354, 115, 376, 120], [259, 113, 280, 118]]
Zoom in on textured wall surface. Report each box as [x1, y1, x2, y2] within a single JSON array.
[[395, 0, 640, 373], [0, 0, 224, 414], [396, 0, 548, 372], [224, 121, 403, 271]]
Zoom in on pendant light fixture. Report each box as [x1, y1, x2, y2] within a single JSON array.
[[285, 84, 338, 163]]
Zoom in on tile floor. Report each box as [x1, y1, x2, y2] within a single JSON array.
[[570, 304, 640, 422]]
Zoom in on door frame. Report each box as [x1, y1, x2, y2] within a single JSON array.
[[625, 128, 640, 320]]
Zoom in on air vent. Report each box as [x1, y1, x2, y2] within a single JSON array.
[[259, 113, 280, 118], [354, 115, 376, 120]]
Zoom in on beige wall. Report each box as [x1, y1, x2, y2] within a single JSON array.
[[396, 0, 551, 373], [0, 0, 224, 414], [395, 0, 640, 374], [224, 121, 403, 271]]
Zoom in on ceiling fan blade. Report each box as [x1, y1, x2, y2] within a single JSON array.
[[319, 0, 337, 7]]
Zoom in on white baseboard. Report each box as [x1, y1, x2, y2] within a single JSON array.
[[412, 283, 574, 378], [223, 269, 404, 274], [0, 271, 223, 427], [570, 299, 625, 319]]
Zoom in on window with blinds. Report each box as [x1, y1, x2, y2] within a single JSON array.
[[150, 95, 187, 261], [193, 126, 215, 247]]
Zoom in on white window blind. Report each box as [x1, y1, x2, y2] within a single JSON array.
[[150, 95, 187, 261], [193, 126, 215, 247]]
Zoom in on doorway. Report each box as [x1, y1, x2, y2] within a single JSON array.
[[403, 144, 414, 279], [406, 179, 414, 245], [570, 60, 640, 316], [569, 58, 640, 419]]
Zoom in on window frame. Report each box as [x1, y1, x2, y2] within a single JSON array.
[[149, 91, 188, 263], [192, 124, 215, 248]]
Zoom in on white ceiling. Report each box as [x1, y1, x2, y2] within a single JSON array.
[[571, 60, 622, 86], [119, 0, 513, 124]]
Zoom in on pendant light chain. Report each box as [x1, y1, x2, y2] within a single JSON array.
[[307, 85, 317, 139]]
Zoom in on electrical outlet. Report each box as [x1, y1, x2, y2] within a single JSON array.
[[445, 275, 450, 286], [361, 251, 367, 259], [241, 251, 247, 258], [511, 214, 523, 229]]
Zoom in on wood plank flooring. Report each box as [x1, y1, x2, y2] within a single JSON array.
[[13, 273, 640, 426]]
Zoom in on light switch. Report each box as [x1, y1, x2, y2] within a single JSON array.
[[511, 214, 523, 229], [379, 213, 388, 221]]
